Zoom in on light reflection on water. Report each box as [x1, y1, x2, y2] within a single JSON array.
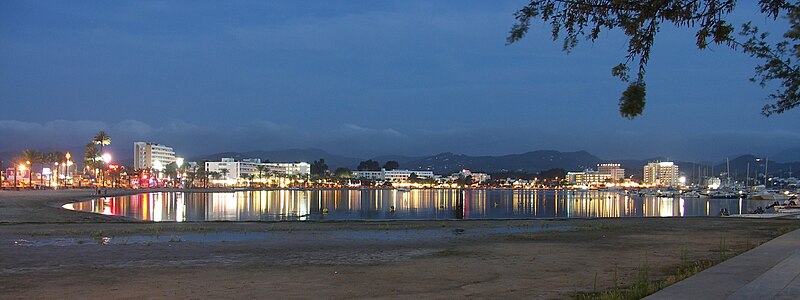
[[62, 189, 773, 222]]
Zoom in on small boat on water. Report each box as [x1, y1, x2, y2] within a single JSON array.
[[395, 188, 411, 192], [776, 206, 800, 213], [766, 200, 800, 213], [700, 189, 744, 199], [682, 190, 702, 198], [750, 190, 790, 201]]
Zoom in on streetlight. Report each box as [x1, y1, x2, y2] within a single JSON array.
[[755, 158, 762, 186], [53, 162, 58, 188], [64, 152, 71, 188], [66, 160, 73, 187], [26, 161, 31, 189], [15, 163, 24, 190], [100, 153, 112, 187]]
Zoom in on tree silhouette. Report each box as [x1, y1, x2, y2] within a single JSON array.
[[508, 0, 799, 117]]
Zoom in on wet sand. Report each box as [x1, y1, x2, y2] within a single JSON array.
[[1, 189, 798, 299]]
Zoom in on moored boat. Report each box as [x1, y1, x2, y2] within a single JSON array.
[[750, 190, 790, 201]]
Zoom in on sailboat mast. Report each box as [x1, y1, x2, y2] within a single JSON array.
[[765, 157, 769, 187], [746, 162, 750, 188], [726, 157, 730, 187]]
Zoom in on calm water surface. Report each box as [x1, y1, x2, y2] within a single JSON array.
[[62, 189, 773, 222]]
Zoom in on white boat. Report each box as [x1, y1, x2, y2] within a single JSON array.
[[751, 190, 790, 201], [775, 205, 800, 213], [395, 188, 411, 192], [682, 190, 702, 198]]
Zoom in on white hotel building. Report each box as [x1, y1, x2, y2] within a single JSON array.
[[643, 161, 681, 186], [133, 142, 177, 171], [205, 158, 310, 180], [566, 163, 626, 186], [353, 169, 435, 182]]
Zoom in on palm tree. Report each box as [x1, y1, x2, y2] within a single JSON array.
[[220, 168, 230, 180], [247, 174, 255, 188], [186, 166, 197, 188], [197, 161, 208, 188], [21, 149, 40, 189], [12, 157, 21, 190], [92, 131, 111, 187], [43, 152, 58, 187], [164, 162, 178, 186], [209, 171, 221, 187], [84, 142, 100, 186], [255, 165, 268, 187], [93, 131, 111, 155]]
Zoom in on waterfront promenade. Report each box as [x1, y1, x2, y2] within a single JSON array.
[[648, 226, 800, 299]]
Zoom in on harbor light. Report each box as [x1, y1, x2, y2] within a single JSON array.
[[153, 160, 163, 171], [102, 153, 112, 164]]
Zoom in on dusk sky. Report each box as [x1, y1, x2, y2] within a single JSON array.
[[1, 1, 798, 162]]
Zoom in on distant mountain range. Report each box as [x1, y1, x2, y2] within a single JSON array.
[[400, 150, 601, 174], [188, 149, 800, 180], [190, 148, 361, 169], [2, 146, 797, 181]]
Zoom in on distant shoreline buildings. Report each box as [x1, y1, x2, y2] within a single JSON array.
[[205, 158, 310, 180], [133, 142, 177, 171], [353, 169, 434, 182], [643, 161, 681, 187], [566, 163, 626, 186]]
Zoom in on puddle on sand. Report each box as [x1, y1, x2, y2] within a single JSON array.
[[12, 232, 275, 247], [12, 225, 570, 247]]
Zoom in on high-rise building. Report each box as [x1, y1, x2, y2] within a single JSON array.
[[643, 162, 680, 186], [597, 163, 625, 181], [133, 142, 176, 171]]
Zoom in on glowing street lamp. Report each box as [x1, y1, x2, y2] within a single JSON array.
[[53, 162, 59, 187], [14, 163, 24, 190], [63, 152, 72, 188], [25, 161, 31, 189], [98, 153, 112, 188]]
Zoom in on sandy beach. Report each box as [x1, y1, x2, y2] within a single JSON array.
[[1, 189, 798, 299]]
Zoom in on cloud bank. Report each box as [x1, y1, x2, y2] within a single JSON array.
[[1, 119, 797, 162]]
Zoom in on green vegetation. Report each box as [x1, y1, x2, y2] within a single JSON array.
[[573, 235, 758, 300], [382, 160, 399, 171], [310, 158, 329, 176], [775, 223, 800, 236], [357, 159, 381, 171]]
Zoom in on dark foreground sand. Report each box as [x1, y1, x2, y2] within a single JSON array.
[[0, 189, 798, 299]]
